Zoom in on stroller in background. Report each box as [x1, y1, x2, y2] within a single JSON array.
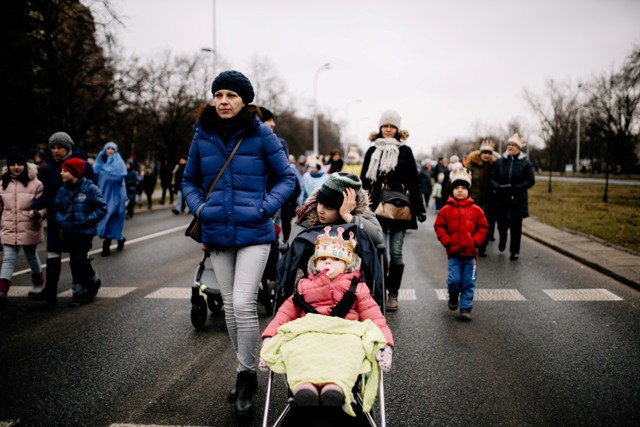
[[263, 223, 388, 427]]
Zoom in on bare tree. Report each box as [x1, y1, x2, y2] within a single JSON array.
[[524, 79, 579, 191]]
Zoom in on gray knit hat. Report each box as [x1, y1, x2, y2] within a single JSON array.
[[378, 110, 401, 129], [48, 132, 74, 150], [316, 172, 362, 210], [211, 70, 255, 104]]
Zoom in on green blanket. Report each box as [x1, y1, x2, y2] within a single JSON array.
[[261, 313, 388, 416]]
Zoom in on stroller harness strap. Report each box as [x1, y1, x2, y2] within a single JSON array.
[[292, 277, 359, 319]]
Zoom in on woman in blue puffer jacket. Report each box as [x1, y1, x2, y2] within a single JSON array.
[[182, 70, 295, 419]]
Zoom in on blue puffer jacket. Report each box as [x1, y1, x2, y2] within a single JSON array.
[[182, 115, 296, 248], [54, 177, 107, 238]]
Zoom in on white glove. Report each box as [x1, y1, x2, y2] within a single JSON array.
[[376, 345, 393, 372], [258, 338, 272, 372]]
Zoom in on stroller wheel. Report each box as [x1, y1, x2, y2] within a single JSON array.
[[207, 294, 223, 313], [258, 281, 275, 316], [191, 295, 208, 329]]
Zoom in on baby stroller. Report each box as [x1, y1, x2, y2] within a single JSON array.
[[262, 223, 388, 427], [190, 245, 275, 329]]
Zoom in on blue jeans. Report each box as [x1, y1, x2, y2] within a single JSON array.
[[209, 243, 270, 372], [447, 257, 477, 311], [1, 244, 41, 280], [385, 229, 406, 265]]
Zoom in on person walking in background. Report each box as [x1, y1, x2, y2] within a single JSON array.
[[172, 157, 187, 215], [325, 148, 343, 173], [141, 164, 157, 210], [431, 157, 450, 204], [430, 172, 445, 213], [419, 158, 433, 210], [181, 70, 295, 418], [361, 110, 426, 312], [434, 168, 488, 321], [341, 147, 363, 177], [93, 141, 127, 256], [301, 158, 327, 202], [33, 149, 48, 181], [465, 139, 497, 257], [490, 133, 535, 261], [55, 158, 106, 306], [159, 155, 174, 205], [0, 149, 46, 307], [29, 132, 97, 305], [124, 159, 139, 219]]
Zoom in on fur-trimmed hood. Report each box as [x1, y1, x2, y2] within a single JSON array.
[[296, 187, 373, 227], [466, 150, 496, 167], [1, 162, 38, 180]]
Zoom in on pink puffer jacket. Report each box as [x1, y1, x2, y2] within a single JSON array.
[[0, 163, 45, 245], [261, 270, 394, 346]]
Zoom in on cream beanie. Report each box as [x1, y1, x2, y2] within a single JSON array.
[[378, 110, 401, 129]]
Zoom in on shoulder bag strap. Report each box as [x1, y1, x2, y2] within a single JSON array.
[[204, 137, 244, 201]]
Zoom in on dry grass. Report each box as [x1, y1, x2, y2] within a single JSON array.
[[528, 179, 640, 253]]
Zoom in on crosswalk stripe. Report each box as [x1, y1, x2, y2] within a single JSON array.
[[58, 287, 137, 298], [398, 289, 416, 300], [435, 289, 527, 301], [144, 287, 191, 299], [543, 289, 623, 301]]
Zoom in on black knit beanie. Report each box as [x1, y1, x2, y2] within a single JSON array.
[[6, 148, 27, 167], [316, 172, 362, 210], [211, 70, 255, 104], [259, 107, 274, 121]]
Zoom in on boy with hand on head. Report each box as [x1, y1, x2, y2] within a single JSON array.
[[55, 158, 107, 306], [259, 226, 393, 414], [434, 168, 488, 321]]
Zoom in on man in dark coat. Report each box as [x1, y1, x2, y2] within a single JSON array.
[[159, 156, 174, 205], [489, 133, 535, 261], [465, 140, 497, 256]]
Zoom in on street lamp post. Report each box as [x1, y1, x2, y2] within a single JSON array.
[[313, 63, 331, 156], [344, 99, 362, 157], [576, 83, 582, 174]]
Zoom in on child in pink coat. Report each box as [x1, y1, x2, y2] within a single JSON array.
[[259, 226, 393, 408], [0, 150, 46, 306]]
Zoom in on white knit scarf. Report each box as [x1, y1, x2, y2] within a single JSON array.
[[365, 137, 404, 182]]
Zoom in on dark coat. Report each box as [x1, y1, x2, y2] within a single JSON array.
[[361, 144, 425, 231], [489, 151, 535, 220], [182, 110, 295, 248], [465, 150, 496, 215], [54, 177, 107, 238]]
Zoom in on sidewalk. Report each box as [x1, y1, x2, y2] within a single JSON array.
[[522, 216, 640, 291]]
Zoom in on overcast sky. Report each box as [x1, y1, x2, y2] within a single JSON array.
[[112, 0, 640, 156]]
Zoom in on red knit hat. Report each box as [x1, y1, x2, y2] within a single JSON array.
[[62, 158, 86, 178]]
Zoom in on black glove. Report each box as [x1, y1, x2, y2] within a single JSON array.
[[417, 213, 427, 223]]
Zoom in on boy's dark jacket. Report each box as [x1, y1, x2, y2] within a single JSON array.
[[434, 196, 489, 258], [54, 177, 107, 237]]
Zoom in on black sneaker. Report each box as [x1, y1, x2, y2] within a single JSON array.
[[67, 294, 83, 307], [448, 293, 459, 311], [459, 310, 472, 321], [510, 253, 519, 261], [478, 250, 487, 258], [498, 240, 506, 252]]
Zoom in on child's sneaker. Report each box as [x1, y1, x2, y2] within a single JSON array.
[[320, 383, 344, 407], [67, 294, 83, 307], [293, 382, 319, 407], [459, 309, 472, 321], [448, 292, 459, 311]]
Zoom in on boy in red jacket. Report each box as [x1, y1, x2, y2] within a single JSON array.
[[434, 168, 488, 321]]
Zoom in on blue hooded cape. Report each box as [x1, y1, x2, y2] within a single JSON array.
[[93, 141, 127, 240]]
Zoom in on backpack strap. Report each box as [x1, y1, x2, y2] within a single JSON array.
[[292, 277, 360, 319]]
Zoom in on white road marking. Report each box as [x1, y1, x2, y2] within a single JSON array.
[[543, 289, 622, 301], [398, 288, 416, 300], [58, 287, 137, 298], [436, 289, 527, 301], [10, 225, 188, 277], [110, 424, 210, 427], [144, 287, 190, 299]]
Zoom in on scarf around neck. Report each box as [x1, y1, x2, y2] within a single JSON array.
[[365, 137, 404, 182]]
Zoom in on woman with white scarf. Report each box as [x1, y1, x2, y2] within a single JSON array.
[[360, 110, 426, 311]]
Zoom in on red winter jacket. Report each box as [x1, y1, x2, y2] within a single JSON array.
[[434, 196, 488, 258], [261, 270, 394, 347]]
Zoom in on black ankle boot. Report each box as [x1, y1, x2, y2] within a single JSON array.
[[234, 370, 257, 418], [29, 257, 61, 304], [117, 238, 125, 251], [228, 384, 237, 403], [101, 239, 112, 257]]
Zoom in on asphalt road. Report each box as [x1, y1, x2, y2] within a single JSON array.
[[1, 210, 639, 426]]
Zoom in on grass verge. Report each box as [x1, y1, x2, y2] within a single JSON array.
[[528, 179, 640, 253]]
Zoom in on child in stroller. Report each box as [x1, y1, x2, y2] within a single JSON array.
[[259, 226, 393, 417]]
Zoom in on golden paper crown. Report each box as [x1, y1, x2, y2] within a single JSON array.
[[450, 168, 473, 188], [480, 139, 495, 153], [314, 226, 357, 264]]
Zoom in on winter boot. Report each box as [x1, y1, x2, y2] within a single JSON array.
[[83, 272, 102, 303], [31, 272, 45, 293], [117, 237, 126, 252], [234, 370, 257, 418], [101, 238, 112, 257], [29, 257, 61, 304], [0, 278, 11, 307], [386, 263, 405, 312]]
